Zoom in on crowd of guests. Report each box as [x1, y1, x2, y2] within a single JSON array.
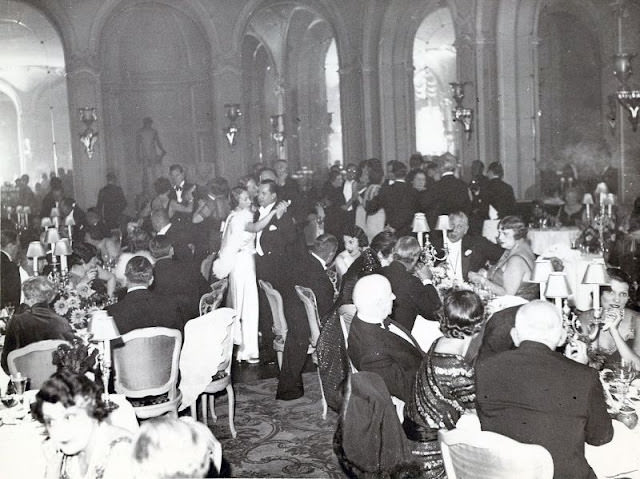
[[2, 153, 640, 479]]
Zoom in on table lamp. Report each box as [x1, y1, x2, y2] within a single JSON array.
[[26, 241, 46, 275], [435, 215, 450, 231], [545, 272, 571, 310], [40, 217, 53, 230], [582, 258, 610, 314], [412, 213, 430, 247], [64, 216, 75, 245], [529, 258, 554, 300], [50, 207, 60, 228], [88, 310, 120, 411], [582, 193, 594, 219], [53, 238, 72, 273], [44, 227, 61, 270]]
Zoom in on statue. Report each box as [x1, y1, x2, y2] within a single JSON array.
[[136, 117, 166, 194]]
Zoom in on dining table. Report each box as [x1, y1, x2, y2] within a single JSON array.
[[482, 221, 580, 256]]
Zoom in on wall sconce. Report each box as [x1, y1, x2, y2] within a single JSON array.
[[223, 103, 241, 148], [613, 53, 640, 131], [450, 82, 474, 141], [79, 107, 98, 159], [270, 114, 285, 147]]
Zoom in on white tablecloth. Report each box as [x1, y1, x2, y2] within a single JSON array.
[[527, 227, 581, 256]]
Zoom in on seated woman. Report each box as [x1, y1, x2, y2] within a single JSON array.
[[468, 215, 538, 299], [334, 225, 368, 282], [1, 277, 75, 373], [132, 416, 223, 478], [32, 371, 133, 479], [556, 187, 585, 227], [403, 290, 485, 478], [113, 227, 155, 287], [69, 242, 116, 298], [577, 268, 640, 369]]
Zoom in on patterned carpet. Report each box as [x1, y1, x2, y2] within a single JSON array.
[[206, 372, 346, 478]]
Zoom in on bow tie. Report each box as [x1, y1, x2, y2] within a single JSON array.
[[382, 317, 392, 329], [175, 185, 183, 192]]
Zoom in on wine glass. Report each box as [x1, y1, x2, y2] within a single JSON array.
[[615, 359, 637, 413], [10, 373, 28, 409]]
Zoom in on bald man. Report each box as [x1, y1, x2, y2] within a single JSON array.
[[347, 275, 423, 402], [476, 300, 613, 479]]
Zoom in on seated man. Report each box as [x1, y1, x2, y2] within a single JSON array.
[[1, 277, 75, 373], [429, 211, 504, 282], [475, 300, 613, 479], [347, 274, 424, 402], [107, 256, 183, 335], [381, 236, 441, 331]]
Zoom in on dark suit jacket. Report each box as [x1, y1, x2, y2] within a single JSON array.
[[419, 174, 471, 229], [381, 261, 441, 331], [161, 223, 194, 261], [485, 178, 516, 218], [1, 252, 21, 309], [168, 182, 195, 224], [1, 304, 75, 373], [97, 184, 127, 229], [106, 288, 183, 335], [347, 315, 423, 402], [366, 181, 417, 236], [255, 207, 302, 287], [152, 258, 209, 321], [476, 341, 613, 479], [429, 231, 504, 281], [291, 253, 335, 319]]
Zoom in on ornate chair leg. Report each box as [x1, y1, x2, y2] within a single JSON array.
[[227, 384, 237, 438]]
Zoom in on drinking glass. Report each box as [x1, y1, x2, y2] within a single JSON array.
[[615, 359, 637, 413], [10, 373, 28, 408]]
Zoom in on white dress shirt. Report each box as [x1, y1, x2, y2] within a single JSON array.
[[343, 180, 355, 211], [444, 236, 464, 282], [255, 202, 275, 256]]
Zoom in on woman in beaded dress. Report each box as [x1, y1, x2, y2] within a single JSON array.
[[403, 290, 485, 478]]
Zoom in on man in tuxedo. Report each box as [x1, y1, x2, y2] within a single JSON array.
[[485, 161, 516, 218], [366, 161, 416, 236], [274, 160, 305, 224], [168, 164, 194, 224], [107, 256, 183, 335], [380, 236, 440, 331], [347, 274, 424, 402], [0, 229, 21, 309], [149, 236, 209, 322], [150, 208, 193, 261], [96, 172, 127, 230], [476, 300, 613, 479], [59, 197, 87, 244], [429, 212, 504, 283], [255, 179, 302, 364], [276, 234, 338, 400], [419, 153, 471, 229]]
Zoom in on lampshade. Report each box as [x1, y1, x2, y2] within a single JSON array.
[[41, 217, 53, 229], [64, 216, 76, 227], [88, 311, 120, 341], [50, 207, 60, 218], [43, 227, 60, 245], [582, 259, 610, 285], [529, 258, 553, 283], [544, 272, 571, 299], [53, 238, 72, 256], [412, 213, 430, 233], [582, 193, 594, 205], [605, 193, 616, 206], [26, 241, 46, 258], [435, 215, 450, 231]]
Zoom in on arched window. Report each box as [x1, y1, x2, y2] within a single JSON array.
[[325, 38, 342, 167], [413, 8, 456, 156]]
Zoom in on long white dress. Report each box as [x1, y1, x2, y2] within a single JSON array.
[[220, 209, 260, 361], [355, 184, 385, 242]]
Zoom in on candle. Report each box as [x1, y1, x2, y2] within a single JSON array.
[[24, 206, 30, 226], [33, 257, 39, 275], [593, 285, 600, 311], [103, 341, 111, 370], [67, 225, 73, 243], [417, 233, 423, 248], [60, 255, 68, 272]]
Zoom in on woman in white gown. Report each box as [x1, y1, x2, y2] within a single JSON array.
[[355, 158, 385, 242], [216, 187, 287, 363]]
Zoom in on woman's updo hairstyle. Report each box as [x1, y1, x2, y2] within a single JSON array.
[[439, 290, 485, 339], [498, 215, 528, 240]]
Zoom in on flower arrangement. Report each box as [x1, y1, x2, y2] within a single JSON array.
[[53, 282, 111, 330], [575, 214, 616, 254]]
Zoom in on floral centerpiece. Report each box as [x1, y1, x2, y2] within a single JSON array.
[[53, 282, 111, 330]]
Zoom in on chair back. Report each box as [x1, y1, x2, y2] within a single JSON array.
[[258, 280, 288, 338], [112, 327, 182, 399], [295, 285, 321, 347], [439, 428, 554, 479], [7, 340, 70, 390], [199, 278, 228, 315]]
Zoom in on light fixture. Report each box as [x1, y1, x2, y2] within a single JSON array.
[[222, 104, 241, 147], [79, 107, 98, 158], [582, 193, 594, 219], [435, 215, 450, 231], [26, 241, 46, 275], [270, 114, 285, 147], [544, 272, 571, 310], [529, 258, 554, 300], [582, 258, 610, 313], [450, 82, 474, 141], [53, 239, 72, 272], [88, 310, 120, 411], [412, 213, 430, 247]]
